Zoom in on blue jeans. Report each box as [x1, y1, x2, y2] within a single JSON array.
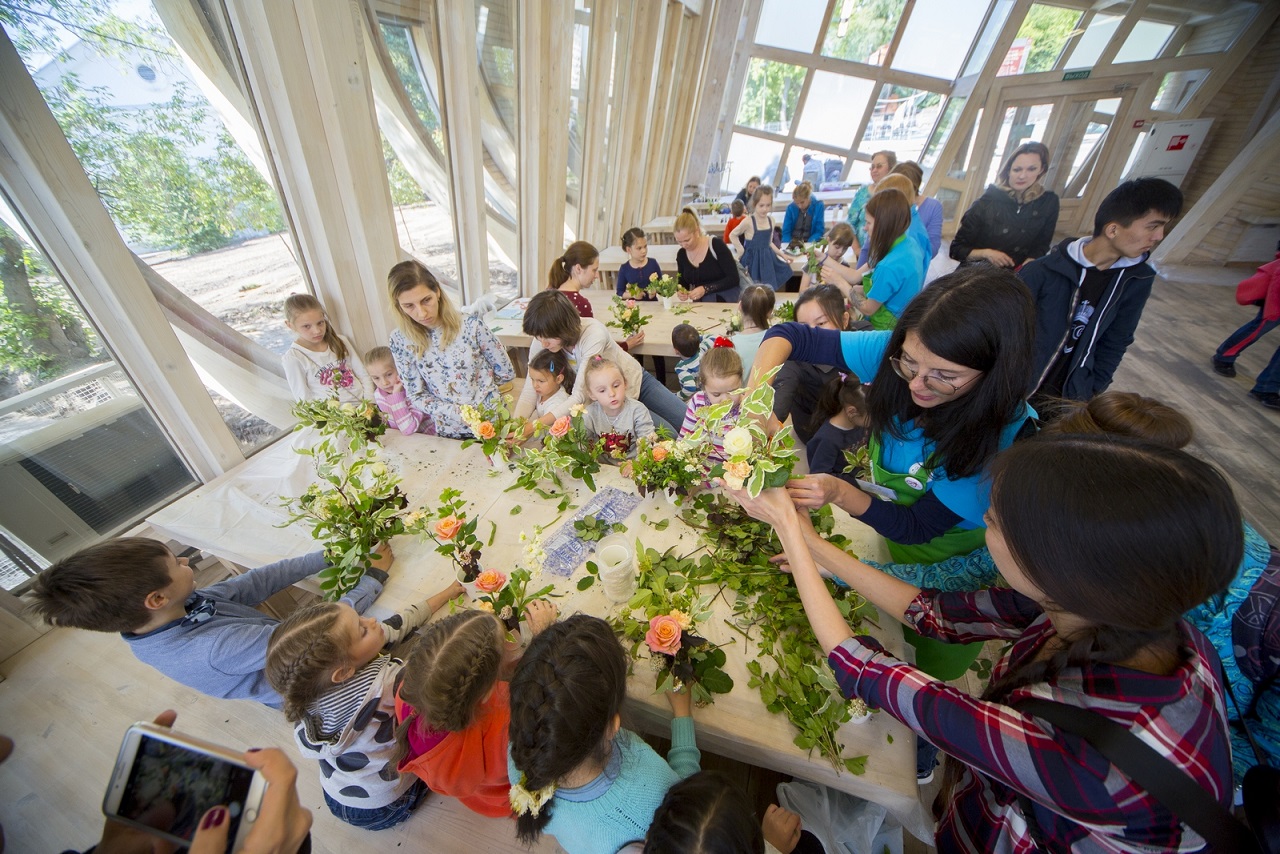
[[1216, 307, 1280, 394], [322, 779, 428, 830], [639, 370, 687, 436]]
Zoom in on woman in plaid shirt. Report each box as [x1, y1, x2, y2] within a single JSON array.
[[732, 435, 1240, 852]]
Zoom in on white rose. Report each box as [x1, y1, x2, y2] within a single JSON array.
[[722, 426, 754, 458], [369, 462, 388, 477]]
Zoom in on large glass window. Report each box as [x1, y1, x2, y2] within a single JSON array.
[[921, 95, 966, 169], [858, 85, 945, 164], [1152, 69, 1211, 113], [819, 0, 904, 65], [793, 71, 874, 148], [890, 0, 988, 80], [1001, 4, 1081, 76], [755, 0, 827, 53], [1063, 13, 1121, 70], [1177, 5, 1256, 56], [735, 58, 807, 136], [1115, 20, 1175, 63], [725, 133, 786, 191], [9, 2, 289, 453], [962, 0, 1014, 77], [0, 207, 196, 576]]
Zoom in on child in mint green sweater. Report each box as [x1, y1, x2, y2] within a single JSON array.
[[507, 615, 700, 854]]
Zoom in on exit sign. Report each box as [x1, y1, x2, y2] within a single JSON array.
[[1063, 69, 1092, 81]]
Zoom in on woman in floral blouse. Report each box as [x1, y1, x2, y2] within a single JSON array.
[[387, 261, 514, 438]]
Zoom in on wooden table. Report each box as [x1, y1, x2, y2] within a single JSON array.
[[715, 187, 860, 212], [595, 244, 806, 291], [643, 207, 843, 245], [490, 289, 795, 358], [147, 430, 931, 842]]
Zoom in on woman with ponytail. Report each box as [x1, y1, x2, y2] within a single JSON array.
[[507, 615, 700, 853], [548, 241, 599, 317], [729, 435, 1239, 852]]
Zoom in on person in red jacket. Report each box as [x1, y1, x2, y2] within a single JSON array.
[[1212, 242, 1280, 410]]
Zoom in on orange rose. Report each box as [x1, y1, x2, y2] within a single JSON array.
[[651, 445, 669, 462], [549, 416, 572, 438], [645, 614, 684, 656], [478, 421, 496, 440], [475, 569, 507, 593], [435, 514, 463, 540]]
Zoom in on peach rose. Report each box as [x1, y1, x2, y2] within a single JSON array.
[[645, 614, 684, 656], [550, 416, 572, 438], [651, 445, 669, 462], [625, 299, 637, 309], [475, 569, 507, 593], [478, 421, 496, 440], [434, 514, 463, 540]]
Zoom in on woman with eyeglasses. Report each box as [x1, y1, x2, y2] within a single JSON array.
[[749, 266, 1036, 682], [752, 265, 1034, 562]]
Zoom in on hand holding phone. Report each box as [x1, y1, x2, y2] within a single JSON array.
[[189, 748, 312, 854]]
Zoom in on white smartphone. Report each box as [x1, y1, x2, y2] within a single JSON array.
[[102, 722, 266, 851]]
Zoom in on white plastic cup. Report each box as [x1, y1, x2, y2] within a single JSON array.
[[596, 533, 636, 603]]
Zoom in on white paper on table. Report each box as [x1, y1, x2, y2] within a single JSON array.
[[148, 482, 314, 568]]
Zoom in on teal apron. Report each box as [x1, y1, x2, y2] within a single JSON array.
[[865, 434, 986, 680], [863, 236, 906, 331]]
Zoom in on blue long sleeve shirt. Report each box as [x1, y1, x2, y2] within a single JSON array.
[[122, 551, 384, 707]]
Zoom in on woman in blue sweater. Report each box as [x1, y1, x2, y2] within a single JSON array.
[[850, 188, 925, 330], [751, 266, 1036, 678]]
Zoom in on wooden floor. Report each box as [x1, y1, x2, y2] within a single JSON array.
[[1, 266, 1275, 854]]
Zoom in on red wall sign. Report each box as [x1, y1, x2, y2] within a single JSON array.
[[1167, 135, 1189, 151]]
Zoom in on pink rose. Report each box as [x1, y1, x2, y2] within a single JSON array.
[[645, 614, 684, 656], [549, 416, 571, 438], [435, 514, 463, 540], [475, 569, 507, 593], [625, 299, 637, 309]]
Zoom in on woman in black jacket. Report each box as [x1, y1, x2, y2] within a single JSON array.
[[950, 141, 1058, 269]]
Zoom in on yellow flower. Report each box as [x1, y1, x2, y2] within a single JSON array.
[[649, 272, 659, 282], [509, 777, 556, 817], [476, 599, 495, 613], [669, 609, 692, 630]]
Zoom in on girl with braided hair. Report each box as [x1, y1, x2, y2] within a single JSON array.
[[391, 603, 557, 817], [507, 614, 701, 853], [730, 436, 1240, 851], [264, 580, 462, 829]]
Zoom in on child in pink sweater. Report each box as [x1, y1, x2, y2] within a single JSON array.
[[365, 346, 436, 435]]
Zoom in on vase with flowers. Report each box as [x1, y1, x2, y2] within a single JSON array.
[[606, 296, 651, 338], [648, 272, 684, 310], [683, 366, 797, 497], [629, 436, 706, 504], [459, 397, 524, 467], [280, 438, 406, 600], [405, 487, 486, 590], [473, 566, 557, 643]]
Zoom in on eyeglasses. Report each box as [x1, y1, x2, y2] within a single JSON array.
[[889, 355, 980, 396]]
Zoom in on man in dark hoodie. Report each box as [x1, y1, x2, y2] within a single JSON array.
[[1019, 177, 1183, 403]]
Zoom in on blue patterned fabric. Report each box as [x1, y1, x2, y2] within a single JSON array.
[[540, 487, 643, 577]]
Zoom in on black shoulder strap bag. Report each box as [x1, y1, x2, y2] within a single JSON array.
[[1010, 697, 1276, 853]]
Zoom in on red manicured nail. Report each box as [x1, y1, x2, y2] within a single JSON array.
[[201, 806, 228, 830]]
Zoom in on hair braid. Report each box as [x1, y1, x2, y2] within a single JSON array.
[[265, 603, 348, 722], [509, 615, 627, 844]]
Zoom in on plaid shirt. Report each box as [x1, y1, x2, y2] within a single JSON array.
[[829, 588, 1231, 853]]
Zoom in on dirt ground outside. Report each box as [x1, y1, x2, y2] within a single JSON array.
[[141, 202, 517, 448]]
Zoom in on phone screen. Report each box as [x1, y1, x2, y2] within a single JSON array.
[[116, 733, 254, 843]]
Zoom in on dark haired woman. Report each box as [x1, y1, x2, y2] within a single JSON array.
[[515, 290, 686, 435], [730, 436, 1239, 852], [547, 240, 599, 317], [950, 141, 1059, 269]]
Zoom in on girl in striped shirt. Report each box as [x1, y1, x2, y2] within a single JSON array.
[[265, 580, 463, 829]]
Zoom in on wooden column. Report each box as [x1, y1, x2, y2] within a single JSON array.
[[436, 0, 492, 300], [638, 4, 685, 221], [682, 0, 744, 195], [663, 0, 717, 208], [614, 0, 669, 232], [0, 30, 243, 480], [518, 0, 573, 296], [224, 0, 400, 349]]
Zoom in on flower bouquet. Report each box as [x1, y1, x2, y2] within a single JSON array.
[[280, 439, 406, 600], [684, 367, 797, 497], [596, 430, 632, 462], [629, 436, 705, 503], [405, 486, 486, 587], [774, 300, 796, 323], [649, 272, 684, 309], [512, 407, 601, 503], [474, 566, 556, 639], [606, 296, 651, 337], [609, 546, 734, 706], [459, 396, 524, 466], [805, 239, 828, 284], [291, 397, 385, 446]]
